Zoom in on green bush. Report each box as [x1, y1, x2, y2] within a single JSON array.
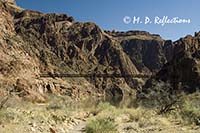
[[88, 102, 116, 116], [86, 117, 117, 133], [179, 93, 200, 125], [139, 80, 181, 114], [85, 102, 118, 133], [0, 110, 15, 124]]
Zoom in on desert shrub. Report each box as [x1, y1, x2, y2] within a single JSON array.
[[86, 102, 170, 132], [86, 102, 119, 133], [180, 101, 200, 125], [97, 102, 115, 111], [0, 109, 16, 124], [138, 80, 181, 114], [86, 117, 117, 133], [88, 102, 116, 116], [178, 93, 200, 125], [123, 107, 170, 128]]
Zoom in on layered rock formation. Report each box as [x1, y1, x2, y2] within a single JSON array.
[[13, 9, 172, 98], [141, 32, 200, 96], [1, 1, 199, 102], [0, 1, 96, 102]]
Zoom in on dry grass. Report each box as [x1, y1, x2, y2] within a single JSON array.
[[171, 92, 200, 126], [85, 102, 172, 133], [1, 94, 200, 133]]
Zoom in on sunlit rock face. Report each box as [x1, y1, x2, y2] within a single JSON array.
[[0, 0, 173, 100], [0, 1, 15, 37], [1, 0, 200, 102], [2, 0, 15, 3]]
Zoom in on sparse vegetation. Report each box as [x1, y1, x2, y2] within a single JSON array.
[[86, 102, 118, 133], [139, 80, 200, 127], [0, 96, 9, 110], [0, 109, 16, 124], [139, 80, 182, 114], [86, 117, 117, 133], [1, 1, 200, 132], [174, 92, 200, 125], [0, 94, 200, 132], [85, 102, 174, 133]]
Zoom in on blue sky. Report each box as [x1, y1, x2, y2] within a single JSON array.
[[16, 0, 200, 41]]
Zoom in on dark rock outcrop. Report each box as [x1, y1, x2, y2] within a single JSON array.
[[142, 32, 200, 95]]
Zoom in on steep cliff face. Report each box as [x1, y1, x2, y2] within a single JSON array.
[[0, 2, 96, 102], [0, 1, 15, 36], [0, 1, 41, 100], [0, 1, 183, 101], [160, 33, 200, 91], [142, 33, 200, 94], [13, 9, 143, 97], [106, 31, 174, 73]]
